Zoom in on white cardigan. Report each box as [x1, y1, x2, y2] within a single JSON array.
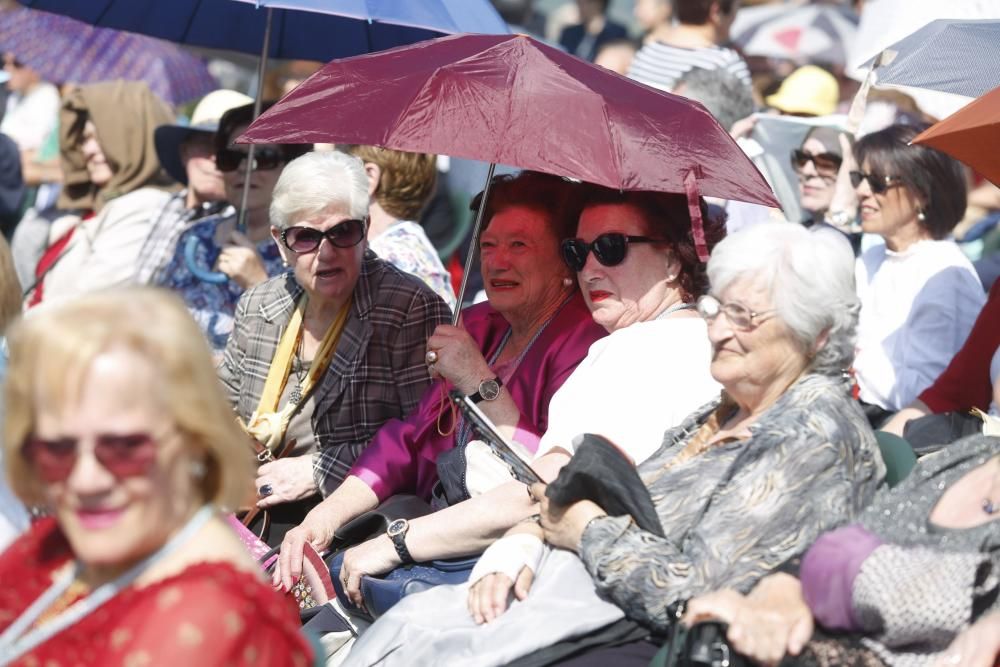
[[38, 187, 171, 306], [534, 315, 720, 465], [854, 239, 985, 411]]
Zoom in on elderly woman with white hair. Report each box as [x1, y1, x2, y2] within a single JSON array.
[[343, 222, 884, 667], [218, 150, 451, 546]]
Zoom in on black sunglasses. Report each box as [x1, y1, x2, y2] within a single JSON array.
[[280, 219, 367, 253], [216, 146, 285, 173], [849, 170, 902, 195], [560, 233, 667, 272], [790, 149, 841, 175]]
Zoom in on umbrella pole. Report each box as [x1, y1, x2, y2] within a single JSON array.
[[237, 6, 275, 233], [452, 161, 497, 325]]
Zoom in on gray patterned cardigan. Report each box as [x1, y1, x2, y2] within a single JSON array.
[[579, 373, 885, 633]]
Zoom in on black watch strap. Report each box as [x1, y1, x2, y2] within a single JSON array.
[[469, 376, 503, 404], [387, 519, 414, 564]]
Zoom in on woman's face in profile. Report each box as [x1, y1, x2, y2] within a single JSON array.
[[81, 120, 113, 189], [30, 348, 199, 572]]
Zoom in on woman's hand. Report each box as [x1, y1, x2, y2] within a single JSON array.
[[934, 612, 1000, 667], [532, 482, 606, 554], [274, 507, 340, 591], [340, 536, 401, 609], [217, 230, 269, 289], [826, 133, 860, 231], [256, 455, 317, 508], [425, 324, 492, 394], [467, 567, 535, 624], [684, 574, 813, 667]]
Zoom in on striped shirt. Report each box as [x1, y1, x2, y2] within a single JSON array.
[[627, 41, 751, 93]]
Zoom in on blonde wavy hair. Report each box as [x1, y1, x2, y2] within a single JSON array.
[[3, 288, 254, 507], [342, 145, 436, 222]]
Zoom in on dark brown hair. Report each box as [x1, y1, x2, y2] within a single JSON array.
[[854, 124, 967, 240], [672, 0, 738, 25], [578, 185, 727, 301]]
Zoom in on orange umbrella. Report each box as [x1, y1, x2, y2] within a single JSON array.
[[912, 84, 1000, 186]]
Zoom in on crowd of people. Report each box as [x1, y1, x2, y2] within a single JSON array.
[[0, 0, 997, 666]]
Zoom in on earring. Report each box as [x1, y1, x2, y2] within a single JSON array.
[[189, 459, 207, 481], [666, 275, 677, 283], [917, 209, 926, 222], [562, 277, 574, 287]]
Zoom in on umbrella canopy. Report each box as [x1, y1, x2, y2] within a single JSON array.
[[19, 0, 509, 63], [0, 6, 216, 107], [912, 84, 1000, 187], [862, 19, 1000, 99], [731, 3, 858, 66], [240, 33, 777, 207]]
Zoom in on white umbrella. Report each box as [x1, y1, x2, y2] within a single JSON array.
[[848, 0, 1000, 119]]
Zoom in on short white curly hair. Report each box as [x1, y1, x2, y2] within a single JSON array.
[[269, 150, 369, 229], [706, 222, 859, 375]]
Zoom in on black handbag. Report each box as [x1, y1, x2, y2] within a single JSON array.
[[651, 602, 747, 667]]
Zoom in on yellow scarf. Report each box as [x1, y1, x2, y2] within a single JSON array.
[[242, 295, 352, 455]]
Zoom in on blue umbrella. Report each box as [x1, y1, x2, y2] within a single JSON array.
[[22, 0, 509, 282], [19, 0, 509, 63]]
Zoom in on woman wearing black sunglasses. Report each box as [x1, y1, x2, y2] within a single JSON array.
[[851, 124, 985, 426], [218, 150, 451, 547], [791, 127, 848, 229], [153, 103, 309, 356]]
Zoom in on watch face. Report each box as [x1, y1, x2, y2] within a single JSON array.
[[387, 519, 407, 537], [479, 378, 501, 401]]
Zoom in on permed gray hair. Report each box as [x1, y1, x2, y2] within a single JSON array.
[[269, 150, 369, 229], [706, 222, 859, 375]]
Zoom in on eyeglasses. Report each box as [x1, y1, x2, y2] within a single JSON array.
[[849, 170, 902, 195], [560, 233, 668, 272], [21, 432, 160, 483], [216, 146, 285, 173], [696, 294, 776, 331], [281, 218, 367, 253], [790, 149, 841, 177]]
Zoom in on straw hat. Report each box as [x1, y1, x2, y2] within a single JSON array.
[[154, 89, 252, 184], [765, 65, 839, 117]]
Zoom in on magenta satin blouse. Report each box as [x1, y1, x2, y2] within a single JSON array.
[[350, 293, 607, 502]]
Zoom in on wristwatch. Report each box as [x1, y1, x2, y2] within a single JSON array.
[[386, 518, 414, 565], [469, 376, 503, 403]]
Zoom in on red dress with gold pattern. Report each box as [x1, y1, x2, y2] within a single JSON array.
[[0, 519, 314, 666]]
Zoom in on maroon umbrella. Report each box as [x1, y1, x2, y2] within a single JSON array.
[[241, 33, 777, 308]]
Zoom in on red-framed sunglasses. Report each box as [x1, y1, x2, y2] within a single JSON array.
[[21, 432, 160, 483]]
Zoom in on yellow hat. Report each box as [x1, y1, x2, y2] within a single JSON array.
[[765, 65, 839, 117]]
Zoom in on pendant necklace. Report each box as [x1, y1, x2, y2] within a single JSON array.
[[288, 334, 307, 405], [982, 455, 1000, 516]]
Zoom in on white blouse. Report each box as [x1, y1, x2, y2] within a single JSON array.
[[534, 316, 720, 465], [854, 239, 985, 411]]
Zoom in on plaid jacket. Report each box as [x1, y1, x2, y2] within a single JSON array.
[[218, 251, 451, 493]]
